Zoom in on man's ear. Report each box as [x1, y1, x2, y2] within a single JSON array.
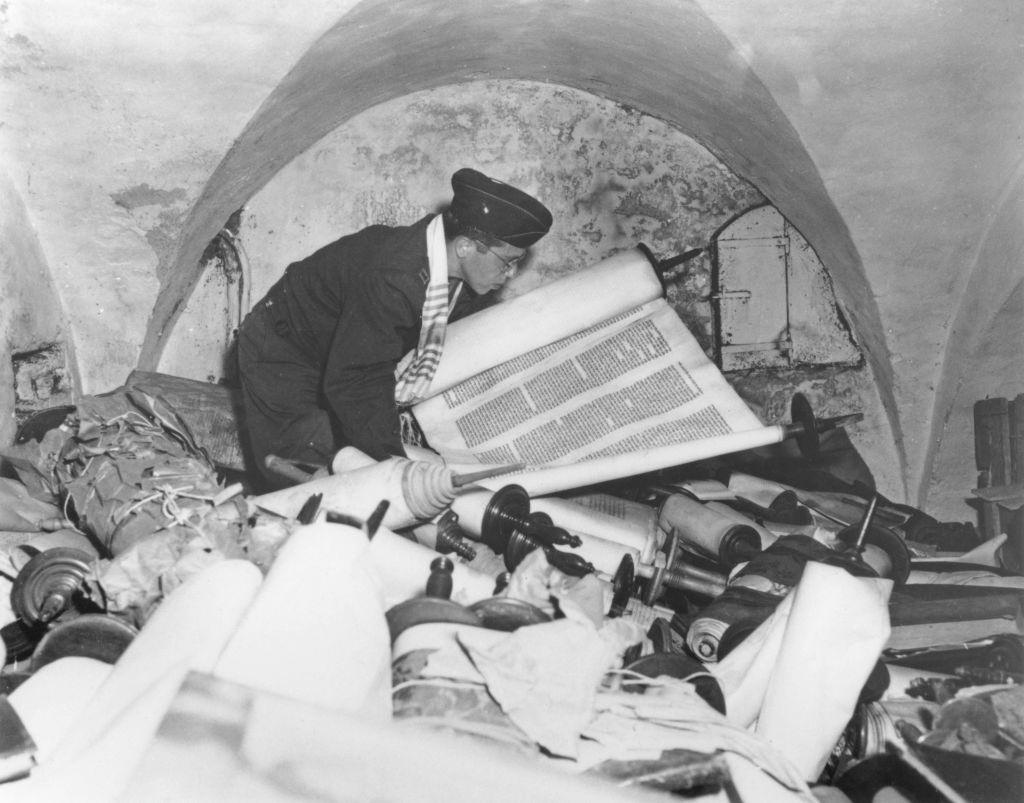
[[454, 235, 476, 258]]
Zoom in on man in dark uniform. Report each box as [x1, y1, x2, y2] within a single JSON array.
[[237, 167, 552, 489]]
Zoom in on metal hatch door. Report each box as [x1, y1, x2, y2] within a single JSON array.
[[714, 232, 791, 371]]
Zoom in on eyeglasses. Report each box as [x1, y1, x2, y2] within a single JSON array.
[[477, 242, 524, 276]]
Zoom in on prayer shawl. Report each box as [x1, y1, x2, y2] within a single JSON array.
[[394, 215, 462, 405]]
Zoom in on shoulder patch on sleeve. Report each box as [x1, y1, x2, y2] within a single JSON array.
[[417, 265, 430, 285]]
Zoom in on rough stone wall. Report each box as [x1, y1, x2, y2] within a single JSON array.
[[0, 0, 356, 395], [0, 174, 75, 441], [242, 81, 769, 347]]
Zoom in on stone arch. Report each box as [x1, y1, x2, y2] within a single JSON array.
[[0, 171, 78, 442], [137, 0, 904, 490], [923, 159, 1024, 514]]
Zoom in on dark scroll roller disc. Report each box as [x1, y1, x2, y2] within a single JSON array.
[[716, 620, 759, 660], [719, 526, 762, 567], [11, 548, 94, 626], [468, 597, 551, 632], [384, 598, 481, 644], [767, 490, 813, 525], [610, 554, 637, 618], [502, 529, 539, 572], [482, 484, 531, 553], [790, 393, 820, 459], [30, 613, 137, 672], [837, 523, 912, 586]]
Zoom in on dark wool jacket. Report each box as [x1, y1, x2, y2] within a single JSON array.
[[251, 215, 487, 457]]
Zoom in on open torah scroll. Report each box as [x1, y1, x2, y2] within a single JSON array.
[[410, 249, 772, 495]]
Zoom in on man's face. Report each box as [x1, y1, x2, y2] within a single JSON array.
[[460, 239, 527, 294]]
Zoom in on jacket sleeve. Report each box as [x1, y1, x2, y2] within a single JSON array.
[[323, 268, 423, 459]]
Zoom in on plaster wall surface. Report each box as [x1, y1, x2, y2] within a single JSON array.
[[927, 170, 1024, 520], [0, 0, 356, 393], [0, 173, 72, 442], [161, 82, 761, 368], [166, 81, 767, 356], [929, 280, 1024, 518], [698, 0, 1024, 518]]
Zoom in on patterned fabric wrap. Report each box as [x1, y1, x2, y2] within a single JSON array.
[[394, 214, 455, 405], [54, 388, 222, 557]]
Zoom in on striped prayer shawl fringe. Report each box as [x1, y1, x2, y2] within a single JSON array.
[[394, 214, 452, 406]]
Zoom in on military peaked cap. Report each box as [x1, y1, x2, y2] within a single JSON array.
[[450, 168, 552, 247]]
